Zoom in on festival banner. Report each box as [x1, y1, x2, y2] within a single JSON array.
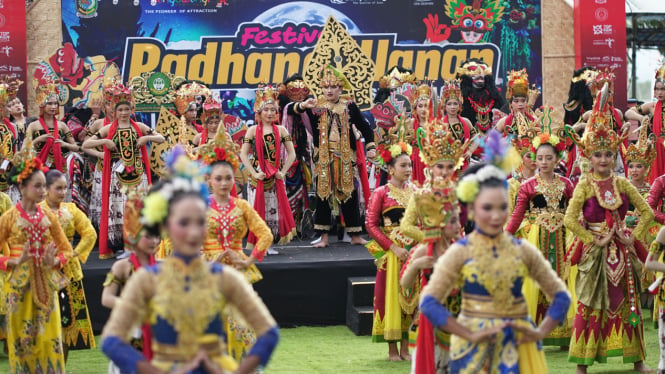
[[0, 0, 28, 107], [60, 0, 543, 115], [574, 0, 627, 109]]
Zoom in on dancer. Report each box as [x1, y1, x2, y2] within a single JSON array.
[[507, 116, 539, 216], [625, 62, 665, 183], [565, 85, 653, 373], [299, 65, 376, 247], [101, 148, 279, 374], [240, 84, 297, 246], [40, 169, 97, 360], [365, 141, 415, 361], [419, 131, 571, 372], [0, 143, 73, 373], [192, 96, 223, 147], [439, 79, 476, 164], [0, 76, 23, 202], [505, 118, 574, 346], [495, 69, 536, 136], [457, 59, 506, 135], [173, 81, 211, 134], [101, 187, 160, 373], [408, 82, 436, 185], [82, 83, 164, 259]]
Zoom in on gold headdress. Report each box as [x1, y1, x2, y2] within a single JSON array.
[[570, 83, 626, 157], [456, 59, 492, 77], [173, 81, 211, 116], [254, 84, 279, 113], [510, 112, 541, 155], [319, 65, 351, 90], [278, 74, 310, 102], [417, 118, 472, 169], [303, 15, 376, 109], [35, 78, 60, 107], [123, 187, 148, 247], [589, 68, 615, 96], [440, 79, 463, 104], [107, 83, 135, 110], [413, 177, 459, 243], [409, 82, 433, 107], [622, 116, 656, 169], [379, 66, 417, 89], [200, 95, 222, 124], [0, 75, 23, 107], [10, 138, 44, 184], [196, 122, 241, 172], [506, 69, 529, 101], [655, 62, 665, 83]]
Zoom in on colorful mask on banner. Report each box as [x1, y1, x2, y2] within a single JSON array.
[[444, 0, 505, 43]]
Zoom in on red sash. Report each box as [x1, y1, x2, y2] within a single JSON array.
[[129, 253, 156, 360], [414, 243, 436, 374], [38, 117, 64, 171], [2, 118, 16, 139], [99, 120, 152, 257], [248, 123, 295, 244], [651, 101, 664, 183]]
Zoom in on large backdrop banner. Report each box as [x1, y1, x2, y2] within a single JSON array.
[[60, 0, 542, 114]]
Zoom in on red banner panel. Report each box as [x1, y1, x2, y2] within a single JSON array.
[[574, 0, 627, 110], [0, 0, 28, 109]]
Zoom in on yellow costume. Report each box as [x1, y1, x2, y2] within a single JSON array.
[[0, 205, 73, 373], [39, 201, 97, 350], [0, 190, 12, 340]]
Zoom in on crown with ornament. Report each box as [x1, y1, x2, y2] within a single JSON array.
[[568, 83, 625, 157], [379, 66, 417, 89], [456, 59, 492, 78], [254, 84, 279, 113], [528, 106, 569, 158], [589, 68, 615, 96], [622, 116, 656, 169], [409, 82, 433, 107], [34, 78, 60, 107], [440, 79, 463, 104], [10, 138, 46, 185], [279, 74, 311, 102], [123, 186, 148, 247], [0, 75, 23, 107], [506, 69, 529, 101], [173, 81, 211, 116], [200, 95, 222, 124], [413, 176, 459, 243], [509, 112, 541, 155], [196, 122, 241, 172], [319, 64, 351, 90], [107, 83, 135, 110], [656, 61, 665, 83], [416, 118, 472, 169]]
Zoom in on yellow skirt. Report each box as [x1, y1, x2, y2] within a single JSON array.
[[5, 281, 65, 373]]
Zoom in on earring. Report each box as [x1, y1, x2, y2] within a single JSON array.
[[389, 170, 394, 176], [468, 211, 474, 221]]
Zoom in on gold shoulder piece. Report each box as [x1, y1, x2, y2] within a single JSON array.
[[303, 16, 376, 110]]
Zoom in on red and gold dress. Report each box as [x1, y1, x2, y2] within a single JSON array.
[[505, 174, 574, 345], [565, 173, 653, 365], [0, 203, 73, 373], [365, 182, 416, 342]]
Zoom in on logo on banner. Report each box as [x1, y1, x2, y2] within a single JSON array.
[[594, 7, 609, 21]]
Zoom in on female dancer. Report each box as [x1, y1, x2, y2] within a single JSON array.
[[407, 82, 434, 185], [505, 128, 574, 346], [439, 79, 476, 168], [192, 96, 223, 147], [366, 141, 415, 361], [495, 69, 536, 136], [565, 89, 653, 373], [419, 132, 571, 372], [82, 83, 164, 259], [40, 169, 97, 360], [0, 145, 73, 373], [240, 85, 296, 246], [0, 76, 22, 202], [101, 147, 279, 374]]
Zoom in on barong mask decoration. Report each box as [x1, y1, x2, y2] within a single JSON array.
[[444, 0, 504, 43], [303, 15, 376, 110], [279, 75, 310, 102], [0, 75, 23, 108], [173, 81, 211, 116]]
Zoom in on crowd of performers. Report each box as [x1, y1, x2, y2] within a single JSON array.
[[3, 53, 665, 374]]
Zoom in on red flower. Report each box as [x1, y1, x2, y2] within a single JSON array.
[[214, 147, 226, 161], [510, 10, 524, 23], [556, 142, 566, 152]]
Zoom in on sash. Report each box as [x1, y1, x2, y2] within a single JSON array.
[[129, 252, 156, 360], [38, 117, 64, 171]]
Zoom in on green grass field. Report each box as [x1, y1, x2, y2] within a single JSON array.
[[0, 323, 660, 373]]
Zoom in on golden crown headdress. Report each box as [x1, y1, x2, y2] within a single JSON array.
[[200, 95, 222, 124], [570, 83, 626, 157], [417, 118, 472, 169], [319, 65, 351, 90], [655, 61, 665, 82], [10, 138, 44, 184], [589, 68, 615, 96], [107, 83, 135, 110], [510, 112, 541, 155], [413, 177, 459, 243], [173, 81, 211, 115], [440, 79, 463, 104], [123, 187, 148, 246], [379, 66, 417, 89], [622, 116, 656, 169], [196, 121, 241, 172], [506, 69, 529, 101], [35, 79, 60, 107], [0, 75, 23, 107], [254, 84, 279, 113], [409, 82, 433, 106], [456, 59, 492, 77]]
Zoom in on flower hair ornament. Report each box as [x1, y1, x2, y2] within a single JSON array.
[[456, 129, 520, 203], [196, 123, 241, 172], [141, 145, 210, 227], [10, 139, 48, 184], [376, 142, 412, 167]]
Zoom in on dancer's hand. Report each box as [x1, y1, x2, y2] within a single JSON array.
[[366, 149, 376, 159], [593, 228, 614, 247], [301, 98, 316, 110], [467, 322, 505, 344], [9, 242, 32, 268], [253, 171, 266, 180], [135, 136, 150, 149], [33, 133, 53, 144], [170, 351, 206, 374], [103, 139, 117, 151], [507, 321, 544, 344], [390, 245, 409, 262], [411, 255, 434, 270], [43, 243, 60, 268], [616, 227, 635, 247]]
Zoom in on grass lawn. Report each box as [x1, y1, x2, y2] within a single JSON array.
[[0, 322, 660, 373]]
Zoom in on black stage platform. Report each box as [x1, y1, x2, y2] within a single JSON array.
[[82, 239, 376, 334]]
